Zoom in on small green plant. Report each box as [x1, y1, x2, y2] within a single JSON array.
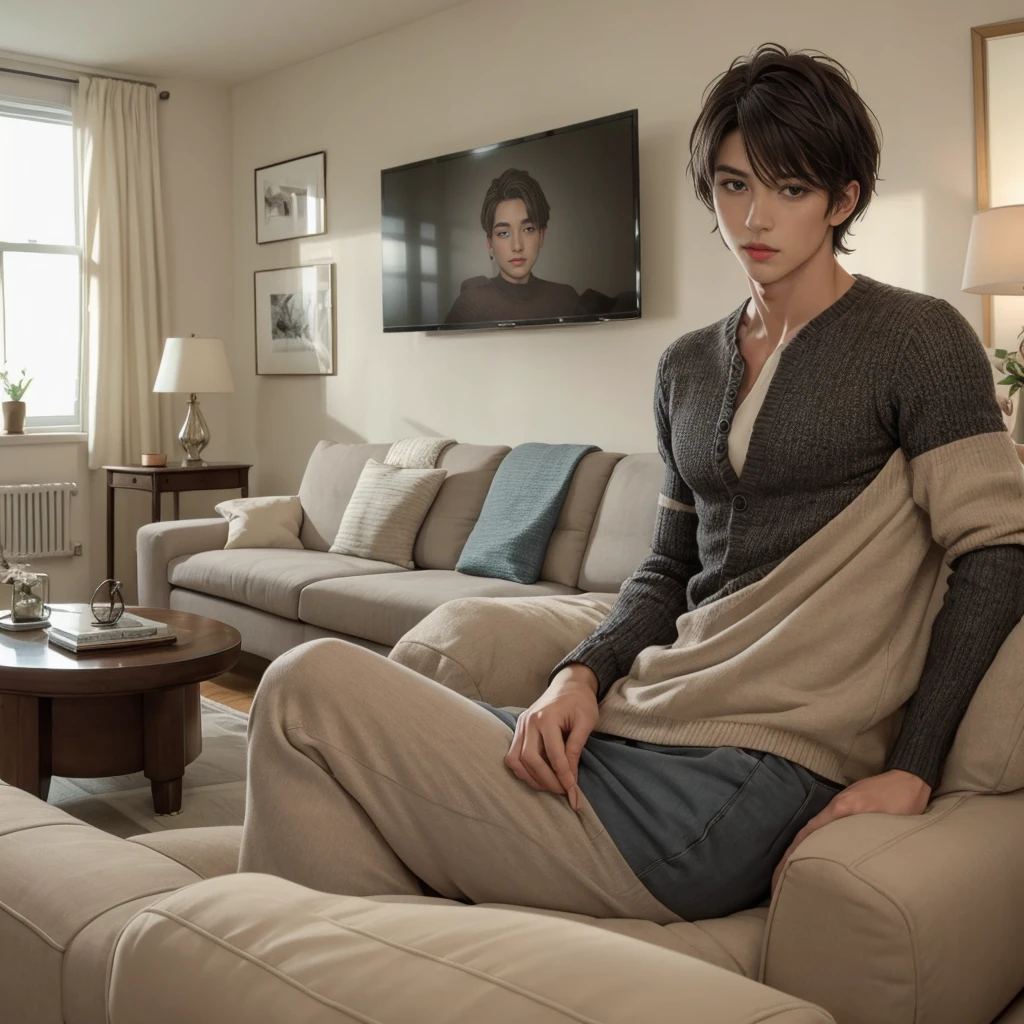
[[0, 366, 32, 402], [996, 326, 1024, 400]]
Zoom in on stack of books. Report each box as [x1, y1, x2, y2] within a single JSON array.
[[46, 606, 177, 654]]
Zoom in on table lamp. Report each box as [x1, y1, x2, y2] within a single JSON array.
[[963, 204, 1024, 443], [152, 335, 234, 464]]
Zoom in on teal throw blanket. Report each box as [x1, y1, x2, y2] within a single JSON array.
[[456, 442, 600, 585]]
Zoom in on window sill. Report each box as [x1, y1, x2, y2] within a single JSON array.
[[0, 432, 87, 447]]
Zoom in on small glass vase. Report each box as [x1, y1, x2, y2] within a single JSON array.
[[10, 573, 49, 622]]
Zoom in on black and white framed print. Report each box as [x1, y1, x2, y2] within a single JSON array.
[[254, 151, 326, 244], [254, 263, 335, 375]]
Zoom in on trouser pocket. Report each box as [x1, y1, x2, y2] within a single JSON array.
[[634, 754, 835, 921]]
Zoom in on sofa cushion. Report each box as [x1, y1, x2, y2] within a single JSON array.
[[329, 460, 447, 568], [109, 874, 828, 1024], [0, 785, 201, 1024], [168, 549, 405, 620], [298, 569, 578, 647], [215, 495, 303, 550], [541, 451, 625, 587], [297, 440, 392, 550], [577, 452, 662, 593], [413, 443, 510, 570]]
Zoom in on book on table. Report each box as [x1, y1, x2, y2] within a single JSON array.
[[45, 605, 177, 653]]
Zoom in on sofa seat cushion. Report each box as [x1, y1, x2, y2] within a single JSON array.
[[298, 569, 579, 647], [167, 549, 406, 620], [110, 875, 823, 1024]]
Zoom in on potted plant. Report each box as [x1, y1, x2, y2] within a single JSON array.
[[996, 328, 1024, 463], [0, 366, 32, 435]]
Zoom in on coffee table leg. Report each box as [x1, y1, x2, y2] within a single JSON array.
[[143, 687, 186, 814], [0, 694, 52, 801]]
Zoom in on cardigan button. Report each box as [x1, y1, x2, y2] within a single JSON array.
[[716, 440, 727, 454], [732, 494, 747, 512], [726, 388, 737, 399], [718, 418, 731, 433]]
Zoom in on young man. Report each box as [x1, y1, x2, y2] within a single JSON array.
[[444, 167, 585, 324], [239, 44, 1024, 923]]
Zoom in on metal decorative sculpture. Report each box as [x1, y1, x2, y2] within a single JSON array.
[[90, 579, 126, 626]]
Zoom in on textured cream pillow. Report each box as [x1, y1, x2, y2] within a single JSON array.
[[330, 459, 446, 568], [215, 495, 303, 550]]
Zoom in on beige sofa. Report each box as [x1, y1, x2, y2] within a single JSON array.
[[4, 438, 1024, 1023], [136, 438, 658, 661], [4, 600, 1024, 1023]]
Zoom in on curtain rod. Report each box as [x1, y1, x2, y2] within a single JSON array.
[[0, 65, 169, 99]]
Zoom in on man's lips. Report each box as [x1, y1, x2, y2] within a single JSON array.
[[509, 258, 526, 264], [743, 244, 778, 252]]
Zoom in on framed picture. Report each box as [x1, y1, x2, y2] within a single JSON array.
[[254, 263, 335, 375], [254, 151, 326, 244]]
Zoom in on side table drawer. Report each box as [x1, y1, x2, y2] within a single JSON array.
[[160, 470, 246, 493], [109, 472, 153, 491]]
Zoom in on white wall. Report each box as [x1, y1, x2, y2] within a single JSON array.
[[228, 0, 1024, 498]]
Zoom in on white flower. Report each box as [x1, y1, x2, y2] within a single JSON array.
[[1, 564, 38, 586]]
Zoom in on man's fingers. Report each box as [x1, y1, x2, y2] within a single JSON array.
[[520, 723, 565, 793], [504, 719, 543, 791], [540, 722, 578, 797]]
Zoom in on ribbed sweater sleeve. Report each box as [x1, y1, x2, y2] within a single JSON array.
[[885, 544, 1024, 788], [883, 298, 1024, 789], [548, 349, 702, 700]]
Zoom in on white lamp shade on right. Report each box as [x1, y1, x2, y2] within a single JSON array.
[[962, 205, 1024, 295], [153, 337, 235, 394]]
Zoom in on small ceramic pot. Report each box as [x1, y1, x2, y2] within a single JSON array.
[[2, 401, 26, 435]]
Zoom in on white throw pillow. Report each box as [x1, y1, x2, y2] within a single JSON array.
[[329, 459, 446, 569], [215, 495, 303, 550]]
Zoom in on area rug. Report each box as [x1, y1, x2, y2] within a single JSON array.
[[49, 697, 248, 839]]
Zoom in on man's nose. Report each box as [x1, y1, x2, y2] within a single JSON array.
[[745, 195, 773, 232], [511, 232, 524, 251]]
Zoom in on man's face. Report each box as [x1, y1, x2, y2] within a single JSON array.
[[711, 130, 855, 285], [487, 199, 545, 284]]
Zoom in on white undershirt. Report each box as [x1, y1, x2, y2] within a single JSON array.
[[728, 339, 791, 478]]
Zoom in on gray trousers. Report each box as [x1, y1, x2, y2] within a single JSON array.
[[477, 703, 845, 921]]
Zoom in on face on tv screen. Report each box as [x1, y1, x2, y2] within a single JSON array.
[[381, 111, 639, 332]]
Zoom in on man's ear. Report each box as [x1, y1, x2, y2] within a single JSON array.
[[829, 180, 861, 226], [538, 226, 547, 249]]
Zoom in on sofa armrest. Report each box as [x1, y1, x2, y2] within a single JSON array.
[[763, 791, 1024, 1024], [388, 592, 616, 706], [109, 873, 833, 1024], [136, 518, 228, 607]]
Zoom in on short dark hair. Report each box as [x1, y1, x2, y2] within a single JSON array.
[[687, 42, 882, 255], [480, 168, 551, 235]]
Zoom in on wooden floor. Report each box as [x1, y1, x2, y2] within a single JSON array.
[[199, 655, 265, 713]]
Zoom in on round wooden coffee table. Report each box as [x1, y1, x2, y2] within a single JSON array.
[[0, 606, 241, 813]]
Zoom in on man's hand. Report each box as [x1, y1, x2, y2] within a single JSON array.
[[504, 664, 600, 811], [771, 769, 932, 894]]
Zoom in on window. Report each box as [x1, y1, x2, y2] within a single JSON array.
[[0, 97, 82, 430]]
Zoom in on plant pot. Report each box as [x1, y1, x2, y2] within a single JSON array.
[[2, 401, 26, 435]]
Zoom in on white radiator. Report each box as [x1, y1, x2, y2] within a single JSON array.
[[0, 482, 78, 558]]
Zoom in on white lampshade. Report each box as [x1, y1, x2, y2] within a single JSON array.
[[962, 205, 1024, 295], [153, 337, 234, 393]]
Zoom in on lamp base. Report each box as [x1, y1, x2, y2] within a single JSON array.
[[178, 393, 210, 463]]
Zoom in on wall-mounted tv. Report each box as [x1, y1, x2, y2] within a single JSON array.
[[381, 109, 640, 333]]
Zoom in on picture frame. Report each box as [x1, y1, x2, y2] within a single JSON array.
[[254, 151, 326, 244], [254, 263, 335, 376]]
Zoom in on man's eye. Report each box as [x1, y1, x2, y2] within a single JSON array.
[[783, 186, 807, 197], [720, 180, 745, 192]]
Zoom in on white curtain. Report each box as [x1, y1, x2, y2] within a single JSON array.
[[73, 75, 173, 469]]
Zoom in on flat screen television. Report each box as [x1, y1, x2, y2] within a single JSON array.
[[381, 109, 640, 332]]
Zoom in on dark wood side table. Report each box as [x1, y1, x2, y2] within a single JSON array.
[[104, 462, 251, 580], [0, 606, 241, 813]]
